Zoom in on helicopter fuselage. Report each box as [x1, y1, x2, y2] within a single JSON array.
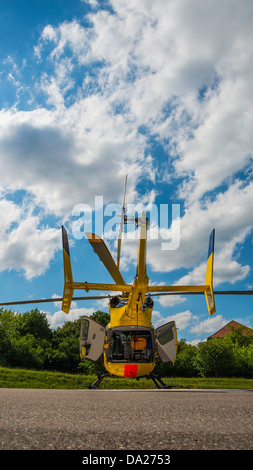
[[104, 290, 156, 378], [103, 217, 156, 377]]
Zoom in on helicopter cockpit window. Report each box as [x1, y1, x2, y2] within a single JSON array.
[[105, 327, 154, 363], [157, 327, 174, 345], [109, 296, 127, 308], [80, 320, 89, 340]]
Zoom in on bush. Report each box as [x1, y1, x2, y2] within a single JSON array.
[[195, 339, 235, 377], [230, 342, 253, 378], [174, 342, 198, 377], [0, 309, 51, 369], [0, 308, 110, 373]]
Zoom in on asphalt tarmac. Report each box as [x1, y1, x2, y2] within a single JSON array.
[[0, 388, 252, 450]]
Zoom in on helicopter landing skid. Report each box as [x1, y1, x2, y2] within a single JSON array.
[[81, 372, 177, 390], [146, 373, 176, 389], [81, 373, 110, 389]]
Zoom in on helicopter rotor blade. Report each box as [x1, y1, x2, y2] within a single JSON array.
[[86, 232, 126, 285], [0, 295, 112, 308], [117, 174, 127, 269], [2, 290, 252, 308], [212, 290, 253, 295], [150, 290, 253, 297]]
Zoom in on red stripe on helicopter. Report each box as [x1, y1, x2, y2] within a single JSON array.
[[124, 364, 138, 377]]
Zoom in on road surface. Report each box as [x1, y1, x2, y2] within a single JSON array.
[[0, 388, 252, 450]]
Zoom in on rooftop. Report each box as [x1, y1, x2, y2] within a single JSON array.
[[207, 320, 252, 340]]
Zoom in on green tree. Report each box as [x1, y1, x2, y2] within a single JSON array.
[[8, 334, 45, 369], [225, 324, 253, 347], [0, 308, 52, 370], [50, 319, 82, 372], [90, 310, 110, 328], [195, 339, 235, 377], [222, 334, 253, 378], [0, 310, 50, 369], [48, 311, 109, 373], [173, 340, 198, 377], [0, 310, 17, 366], [19, 309, 52, 340]]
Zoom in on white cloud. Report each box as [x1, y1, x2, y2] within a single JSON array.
[[152, 309, 194, 330], [1, 0, 253, 285], [190, 314, 227, 335], [41, 25, 58, 43], [121, 179, 253, 287], [0, 199, 21, 231], [0, 199, 60, 279], [175, 238, 250, 288], [174, 78, 253, 202], [187, 339, 201, 346], [0, 109, 145, 216], [51, 293, 63, 308], [4, 2, 253, 216], [156, 294, 187, 308], [47, 306, 94, 329], [36, 21, 91, 65], [82, 0, 98, 6]]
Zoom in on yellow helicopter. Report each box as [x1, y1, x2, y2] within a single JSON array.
[[61, 175, 217, 388], [1, 177, 252, 388]]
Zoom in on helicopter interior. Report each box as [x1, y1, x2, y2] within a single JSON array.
[[105, 326, 155, 363]]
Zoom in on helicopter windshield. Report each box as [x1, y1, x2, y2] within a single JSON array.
[[105, 326, 154, 363]]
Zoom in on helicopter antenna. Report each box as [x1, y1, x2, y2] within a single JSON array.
[[117, 174, 127, 269]]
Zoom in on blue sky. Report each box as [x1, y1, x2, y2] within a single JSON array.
[[0, 0, 252, 343]]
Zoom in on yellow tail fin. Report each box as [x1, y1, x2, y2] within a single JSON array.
[[205, 229, 216, 315], [61, 226, 74, 313]]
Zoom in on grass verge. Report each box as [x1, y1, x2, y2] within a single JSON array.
[[0, 367, 252, 390]]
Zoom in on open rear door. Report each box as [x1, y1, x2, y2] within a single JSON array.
[[80, 316, 106, 362], [156, 321, 177, 364]]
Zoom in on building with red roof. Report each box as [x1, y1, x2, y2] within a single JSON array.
[[207, 320, 252, 340]]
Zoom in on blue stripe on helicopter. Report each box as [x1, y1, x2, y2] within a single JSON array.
[[207, 229, 215, 259], [62, 226, 70, 256]]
